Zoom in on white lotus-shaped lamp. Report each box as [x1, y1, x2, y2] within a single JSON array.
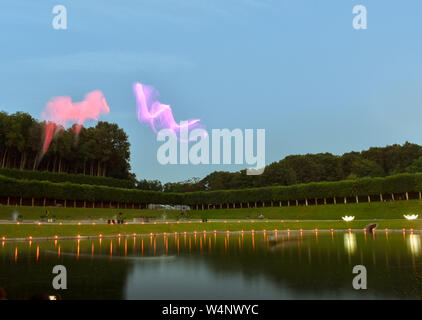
[[404, 214, 418, 220], [342, 216, 355, 222]]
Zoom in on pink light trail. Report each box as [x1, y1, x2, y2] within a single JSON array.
[[133, 82, 202, 136], [40, 90, 110, 156]]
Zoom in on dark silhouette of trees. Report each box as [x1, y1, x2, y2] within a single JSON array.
[[162, 142, 422, 192], [0, 112, 131, 179], [3, 111, 422, 194]]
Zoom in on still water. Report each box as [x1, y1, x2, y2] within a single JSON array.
[[1, 231, 422, 299]]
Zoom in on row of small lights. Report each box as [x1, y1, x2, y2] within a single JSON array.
[[2, 227, 417, 242]]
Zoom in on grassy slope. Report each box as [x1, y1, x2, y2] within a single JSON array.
[[1, 200, 422, 221], [1, 220, 422, 239]]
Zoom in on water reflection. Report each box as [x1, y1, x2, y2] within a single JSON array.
[[407, 234, 421, 256], [344, 233, 357, 254], [1, 232, 422, 299]]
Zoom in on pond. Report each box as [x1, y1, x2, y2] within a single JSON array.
[[1, 230, 421, 299]]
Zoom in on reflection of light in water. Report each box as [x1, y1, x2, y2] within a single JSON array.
[[408, 234, 421, 256], [344, 233, 357, 254], [177, 238, 180, 254], [252, 234, 255, 250], [77, 240, 80, 260], [154, 238, 156, 255], [165, 237, 168, 254]]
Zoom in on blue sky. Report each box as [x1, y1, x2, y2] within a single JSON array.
[[1, 1, 422, 182]]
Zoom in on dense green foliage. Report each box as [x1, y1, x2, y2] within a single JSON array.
[[183, 173, 422, 205], [4, 111, 422, 194], [0, 111, 132, 179], [0, 175, 181, 205], [161, 142, 422, 192], [2, 173, 422, 206], [0, 168, 134, 188]]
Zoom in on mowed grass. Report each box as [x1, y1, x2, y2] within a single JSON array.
[[1, 220, 422, 239], [1, 200, 422, 221], [1, 200, 422, 239]]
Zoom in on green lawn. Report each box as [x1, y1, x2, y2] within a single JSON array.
[[1, 200, 422, 239], [1, 200, 422, 221], [1, 219, 421, 239]]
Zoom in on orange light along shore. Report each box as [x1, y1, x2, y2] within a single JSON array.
[[2, 228, 418, 242], [1, 218, 422, 242]]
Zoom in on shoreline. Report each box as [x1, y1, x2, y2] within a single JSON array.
[[1, 227, 419, 243]]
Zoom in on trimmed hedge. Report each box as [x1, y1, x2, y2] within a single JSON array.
[[0, 168, 134, 189], [182, 173, 422, 205], [0, 174, 181, 204], [1, 173, 422, 207]]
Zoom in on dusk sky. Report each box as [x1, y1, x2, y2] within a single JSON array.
[[1, 1, 422, 182]]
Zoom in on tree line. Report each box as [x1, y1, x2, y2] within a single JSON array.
[[3, 111, 422, 193], [152, 141, 422, 192], [0, 111, 132, 180]]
